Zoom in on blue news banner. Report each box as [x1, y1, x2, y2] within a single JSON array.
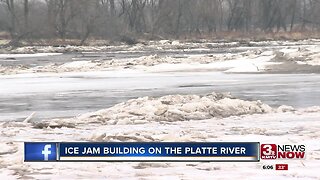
[[25, 142, 259, 162]]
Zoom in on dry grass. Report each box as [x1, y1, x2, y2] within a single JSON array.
[[1, 31, 320, 47], [178, 31, 320, 42], [22, 38, 112, 46]]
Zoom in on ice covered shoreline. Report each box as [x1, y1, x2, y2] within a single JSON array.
[[1, 40, 320, 179], [1, 39, 320, 75], [0, 92, 319, 179], [2, 39, 320, 54], [0, 50, 278, 74]]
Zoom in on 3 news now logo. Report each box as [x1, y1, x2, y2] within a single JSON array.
[[24, 143, 57, 161], [261, 144, 305, 160]]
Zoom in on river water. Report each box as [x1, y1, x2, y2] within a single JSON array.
[[0, 68, 319, 121]]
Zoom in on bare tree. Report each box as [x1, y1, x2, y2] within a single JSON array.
[[1, 0, 320, 44], [24, 0, 28, 31], [5, 0, 16, 38]]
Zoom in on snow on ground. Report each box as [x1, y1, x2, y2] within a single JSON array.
[[0, 53, 62, 58], [58, 60, 98, 69], [2, 39, 320, 75], [0, 50, 278, 74], [0, 93, 319, 179], [133, 52, 278, 73], [277, 45, 320, 66], [2, 41, 241, 54], [4, 39, 320, 54], [9, 45, 116, 54]]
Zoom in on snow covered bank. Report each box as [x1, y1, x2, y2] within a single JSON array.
[[0, 50, 278, 75], [141, 53, 278, 73], [2, 39, 320, 75], [2, 39, 320, 54], [277, 45, 320, 66], [1, 39, 320, 75], [0, 53, 62, 58]]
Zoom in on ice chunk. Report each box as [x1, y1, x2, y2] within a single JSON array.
[[49, 92, 273, 126]]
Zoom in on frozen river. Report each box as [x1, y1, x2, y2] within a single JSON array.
[[1, 50, 320, 179], [0, 70, 319, 121]]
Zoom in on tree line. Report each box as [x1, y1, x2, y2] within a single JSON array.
[[1, 0, 320, 45]]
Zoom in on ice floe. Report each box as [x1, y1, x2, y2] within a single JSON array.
[[276, 45, 320, 66], [0, 51, 278, 74], [29, 92, 273, 127], [2, 39, 320, 75]]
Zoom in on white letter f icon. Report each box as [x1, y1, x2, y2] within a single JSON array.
[[42, 144, 52, 161]]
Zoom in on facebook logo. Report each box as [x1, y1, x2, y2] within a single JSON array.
[[25, 143, 57, 161], [42, 144, 52, 160]]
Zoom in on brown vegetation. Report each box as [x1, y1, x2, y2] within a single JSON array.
[[1, 0, 320, 47]]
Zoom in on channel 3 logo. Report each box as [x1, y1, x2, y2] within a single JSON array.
[[261, 143, 306, 160], [24, 142, 57, 161], [260, 144, 277, 159]]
